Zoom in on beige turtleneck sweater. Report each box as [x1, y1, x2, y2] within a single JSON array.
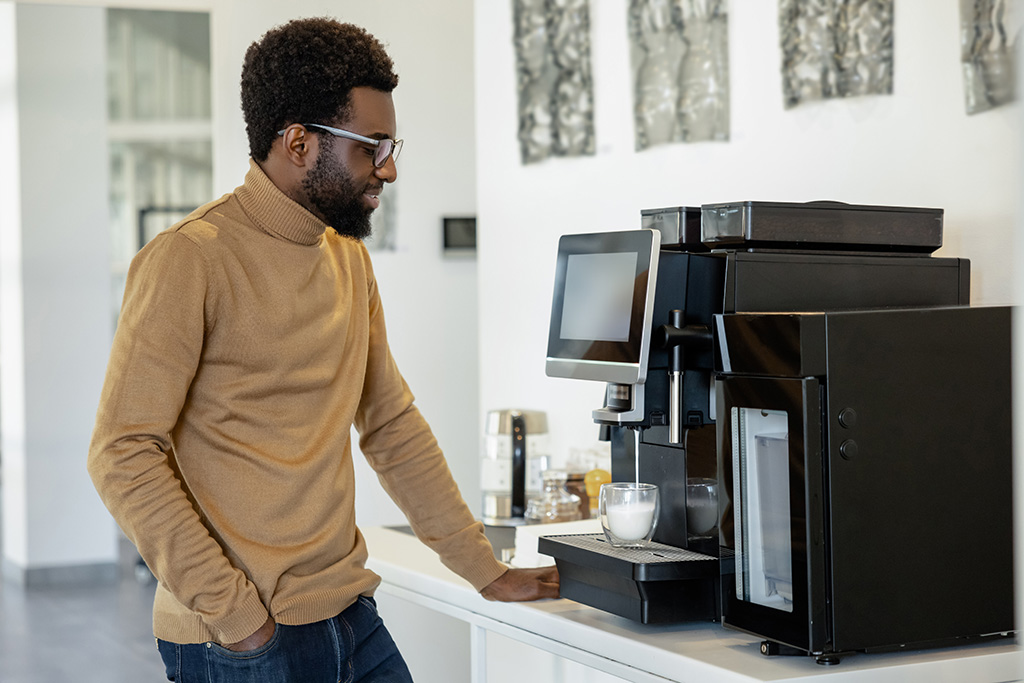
[[88, 160, 506, 645]]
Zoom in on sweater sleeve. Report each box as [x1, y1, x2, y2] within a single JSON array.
[[354, 264, 508, 592], [87, 232, 269, 644]]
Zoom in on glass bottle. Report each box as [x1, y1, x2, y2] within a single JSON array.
[[525, 470, 582, 524]]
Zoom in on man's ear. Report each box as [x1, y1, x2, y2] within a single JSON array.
[[279, 124, 316, 168]]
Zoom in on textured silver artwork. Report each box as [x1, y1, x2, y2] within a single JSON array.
[[629, 0, 730, 150], [960, 0, 1018, 114], [779, 0, 893, 109], [513, 0, 596, 164]]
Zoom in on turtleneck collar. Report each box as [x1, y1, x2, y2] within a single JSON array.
[[234, 159, 327, 246]]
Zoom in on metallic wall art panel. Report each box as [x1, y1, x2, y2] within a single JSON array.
[[960, 0, 1018, 114], [513, 0, 596, 164], [779, 0, 893, 109], [629, 0, 730, 150]]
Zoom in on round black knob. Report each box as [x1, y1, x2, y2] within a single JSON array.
[[838, 408, 857, 428], [839, 439, 858, 460]]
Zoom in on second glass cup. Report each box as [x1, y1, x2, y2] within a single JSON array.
[[599, 482, 659, 549]]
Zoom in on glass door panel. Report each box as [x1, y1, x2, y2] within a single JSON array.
[[719, 375, 823, 654], [733, 407, 792, 613]]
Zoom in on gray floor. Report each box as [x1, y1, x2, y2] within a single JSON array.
[[0, 543, 167, 682]]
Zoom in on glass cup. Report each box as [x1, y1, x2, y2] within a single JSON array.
[[599, 483, 659, 548], [685, 477, 719, 541]]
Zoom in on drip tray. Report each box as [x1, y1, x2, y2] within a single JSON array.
[[537, 533, 721, 624]]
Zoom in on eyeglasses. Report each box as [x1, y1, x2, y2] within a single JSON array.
[[277, 123, 403, 168]]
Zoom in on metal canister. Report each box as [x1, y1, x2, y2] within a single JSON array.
[[480, 409, 550, 525]]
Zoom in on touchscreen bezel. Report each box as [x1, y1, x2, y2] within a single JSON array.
[[545, 229, 660, 385]]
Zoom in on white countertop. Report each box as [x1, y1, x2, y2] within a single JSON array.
[[363, 525, 1021, 683]]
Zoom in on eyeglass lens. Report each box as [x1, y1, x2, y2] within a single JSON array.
[[375, 139, 402, 168]]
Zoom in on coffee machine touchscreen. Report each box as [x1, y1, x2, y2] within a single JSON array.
[[559, 252, 637, 343], [546, 229, 659, 385]]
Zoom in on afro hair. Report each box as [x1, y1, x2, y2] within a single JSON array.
[[241, 18, 399, 161]]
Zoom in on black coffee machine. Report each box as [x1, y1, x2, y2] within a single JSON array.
[[538, 201, 972, 627]]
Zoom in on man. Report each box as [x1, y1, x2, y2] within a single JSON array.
[[88, 17, 558, 682]]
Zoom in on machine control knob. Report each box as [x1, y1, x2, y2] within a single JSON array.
[[838, 408, 857, 428], [839, 439, 858, 460]]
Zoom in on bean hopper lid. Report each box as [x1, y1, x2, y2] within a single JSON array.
[[700, 200, 943, 254]]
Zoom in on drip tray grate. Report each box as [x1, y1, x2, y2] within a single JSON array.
[[541, 533, 714, 563], [537, 533, 718, 582]]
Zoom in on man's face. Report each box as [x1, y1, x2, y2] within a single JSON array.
[[301, 87, 398, 240]]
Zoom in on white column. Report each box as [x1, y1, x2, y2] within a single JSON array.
[[0, 2, 118, 585]]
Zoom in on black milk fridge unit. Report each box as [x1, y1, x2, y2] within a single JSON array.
[[715, 306, 1013, 663]]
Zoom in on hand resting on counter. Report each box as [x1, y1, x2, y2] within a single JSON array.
[[480, 566, 559, 602]]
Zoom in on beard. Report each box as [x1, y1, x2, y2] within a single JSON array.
[[301, 137, 374, 241]]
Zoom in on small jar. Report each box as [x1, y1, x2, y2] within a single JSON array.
[[565, 470, 589, 519], [525, 470, 583, 524]]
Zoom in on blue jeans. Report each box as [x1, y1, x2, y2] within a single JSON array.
[[157, 596, 413, 682]]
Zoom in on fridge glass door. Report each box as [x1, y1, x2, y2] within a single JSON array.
[[719, 375, 823, 654], [733, 408, 793, 613]]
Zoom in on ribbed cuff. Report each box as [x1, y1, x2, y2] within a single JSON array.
[[447, 551, 510, 592], [208, 594, 271, 645]]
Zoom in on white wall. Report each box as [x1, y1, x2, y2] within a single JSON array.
[[1, 2, 117, 575], [0, 0, 26, 565], [474, 0, 1022, 462]]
